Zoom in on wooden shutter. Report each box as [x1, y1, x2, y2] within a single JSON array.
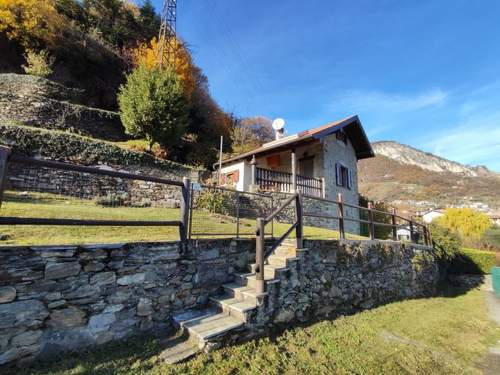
[[335, 163, 342, 186], [231, 170, 240, 183], [347, 169, 353, 189]]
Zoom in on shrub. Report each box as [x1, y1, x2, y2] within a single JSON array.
[[22, 49, 53, 77], [118, 63, 189, 152], [195, 188, 235, 216], [430, 222, 462, 262], [482, 225, 500, 251], [448, 248, 497, 275], [94, 194, 127, 207]]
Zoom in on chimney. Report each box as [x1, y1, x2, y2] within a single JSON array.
[[275, 127, 285, 140], [272, 118, 285, 140]]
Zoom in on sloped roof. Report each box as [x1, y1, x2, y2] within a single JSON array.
[[218, 115, 374, 166]]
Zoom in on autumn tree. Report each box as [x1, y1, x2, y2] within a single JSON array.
[[231, 116, 274, 155], [0, 0, 68, 48], [118, 63, 189, 152], [435, 208, 492, 242]]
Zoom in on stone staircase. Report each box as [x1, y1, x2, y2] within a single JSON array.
[[160, 240, 300, 364]]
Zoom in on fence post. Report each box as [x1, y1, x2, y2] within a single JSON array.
[[235, 190, 240, 239], [423, 226, 429, 246], [368, 201, 375, 240], [0, 146, 11, 208], [179, 177, 190, 246], [409, 217, 415, 244], [391, 207, 397, 241], [255, 217, 265, 294], [291, 149, 297, 193], [337, 193, 345, 240], [295, 192, 303, 248]]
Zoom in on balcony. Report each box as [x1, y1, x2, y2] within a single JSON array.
[[256, 167, 323, 197]]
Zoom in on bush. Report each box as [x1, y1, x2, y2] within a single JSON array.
[[22, 49, 53, 77], [94, 194, 127, 207], [430, 222, 462, 261], [118, 63, 189, 152], [448, 248, 497, 275], [195, 188, 235, 216], [482, 225, 500, 251], [435, 208, 492, 242]]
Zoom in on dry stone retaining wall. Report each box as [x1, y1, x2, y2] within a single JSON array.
[[0, 239, 438, 367]]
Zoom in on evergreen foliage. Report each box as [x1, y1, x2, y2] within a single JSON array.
[[118, 63, 189, 153]]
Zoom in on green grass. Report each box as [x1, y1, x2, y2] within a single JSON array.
[[13, 287, 500, 375], [449, 247, 498, 275], [0, 191, 360, 245]]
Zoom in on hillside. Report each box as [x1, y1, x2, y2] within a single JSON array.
[[359, 141, 500, 213]]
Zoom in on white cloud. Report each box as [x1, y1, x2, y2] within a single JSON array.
[[420, 113, 500, 170], [329, 88, 448, 113]]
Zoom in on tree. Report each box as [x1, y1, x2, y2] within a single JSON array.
[[118, 63, 189, 152], [231, 116, 274, 155], [435, 208, 492, 242], [359, 196, 393, 239], [0, 0, 68, 48]]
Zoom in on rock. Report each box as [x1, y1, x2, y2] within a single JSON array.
[[329, 285, 342, 298], [84, 261, 105, 272], [137, 298, 153, 317], [11, 330, 42, 347], [274, 309, 295, 323], [88, 313, 116, 334], [198, 249, 219, 260], [103, 304, 124, 314], [117, 273, 145, 286], [32, 246, 77, 258], [90, 272, 116, 286], [108, 289, 132, 304], [47, 300, 66, 309], [0, 286, 16, 303], [47, 307, 86, 328], [0, 344, 40, 365], [0, 300, 49, 329], [44, 292, 62, 301], [45, 261, 81, 280]]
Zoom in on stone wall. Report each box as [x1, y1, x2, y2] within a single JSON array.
[[263, 240, 438, 325], [0, 74, 125, 141], [7, 162, 200, 208], [0, 239, 257, 366], [0, 238, 438, 367]]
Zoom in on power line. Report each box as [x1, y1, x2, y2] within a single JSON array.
[[157, 0, 177, 69]]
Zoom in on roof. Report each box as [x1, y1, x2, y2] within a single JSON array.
[[218, 115, 374, 166]]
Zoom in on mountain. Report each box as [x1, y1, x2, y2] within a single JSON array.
[[358, 141, 500, 214]]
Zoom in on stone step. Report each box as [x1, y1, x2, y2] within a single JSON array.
[[267, 255, 299, 268], [209, 295, 257, 322], [222, 283, 264, 304], [273, 246, 297, 257], [234, 272, 277, 289], [181, 312, 244, 348], [248, 263, 288, 279], [158, 336, 199, 364]]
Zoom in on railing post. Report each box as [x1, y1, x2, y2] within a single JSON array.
[[368, 201, 375, 240], [255, 217, 266, 294], [291, 149, 297, 193], [0, 146, 11, 208], [423, 226, 429, 246], [337, 193, 345, 239], [295, 192, 303, 248], [409, 217, 415, 244], [391, 207, 397, 241], [235, 190, 240, 239], [179, 177, 190, 246]]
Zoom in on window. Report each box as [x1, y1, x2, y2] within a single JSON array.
[[299, 156, 314, 178], [335, 162, 353, 189]]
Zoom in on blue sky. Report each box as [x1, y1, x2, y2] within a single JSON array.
[[152, 0, 500, 171]]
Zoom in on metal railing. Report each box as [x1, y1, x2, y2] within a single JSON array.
[[256, 167, 323, 197], [0, 147, 191, 244], [254, 191, 303, 293]]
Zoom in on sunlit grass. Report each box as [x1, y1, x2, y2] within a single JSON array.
[[0, 191, 363, 246], [14, 287, 500, 375]]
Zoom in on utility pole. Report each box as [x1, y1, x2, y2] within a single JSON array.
[[157, 0, 177, 69]]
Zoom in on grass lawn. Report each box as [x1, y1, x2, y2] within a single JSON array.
[[12, 286, 500, 375], [0, 191, 362, 246]]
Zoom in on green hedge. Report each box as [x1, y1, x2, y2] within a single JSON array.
[[448, 247, 497, 275], [0, 123, 195, 174]]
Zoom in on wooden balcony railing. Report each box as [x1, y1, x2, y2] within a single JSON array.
[[256, 167, 323, 197]]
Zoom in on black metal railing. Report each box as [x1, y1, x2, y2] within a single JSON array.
[[256, 167, 322, 197]]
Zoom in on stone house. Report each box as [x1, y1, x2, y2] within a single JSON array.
[[217, 114, 373, 209]]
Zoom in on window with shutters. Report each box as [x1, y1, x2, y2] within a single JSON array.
[[335, 162, 353, 190]]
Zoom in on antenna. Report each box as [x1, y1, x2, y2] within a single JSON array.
[[272, 118, 285, 140], [157, 0, 177, 69]]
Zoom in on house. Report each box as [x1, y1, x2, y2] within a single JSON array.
[[489, 213, 500, 226], [397, 226, 411, 241], [216, 115, 374, 233], [419, 209, 444, 224]]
